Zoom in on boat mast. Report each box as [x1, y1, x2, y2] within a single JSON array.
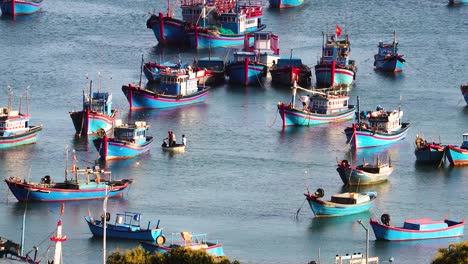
[[139, 54, 144, 87], [102, 187, 109, 264], [7, 85, 12, 113]]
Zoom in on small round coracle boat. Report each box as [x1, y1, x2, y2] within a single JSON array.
[[161, 142, 185, 152]]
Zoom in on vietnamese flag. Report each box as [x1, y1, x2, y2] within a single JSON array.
[[336, 25, 342, 37]]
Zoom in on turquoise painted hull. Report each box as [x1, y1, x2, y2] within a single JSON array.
[[414, 144, 445, 164], [336, 165, 392, 186], [69, 110, 118, 136], [122, 85, 209, 110], [449, 0, 468, 4], [0, 125, 42, 149], [370, 218, 465, 241], [226, 62, 267, 86], [277, 103, 355, 126], [314, 65, 355, 87], [269, 0, 304, 8], [345, 123, 411, 149], [374, 56, 404, 72], [0, 0, 42, 16], [306, 192, 377, 217], [84, 216, 163, 241], [445, 145, 468, 166], [186, 25, 266, 49], [93, 137, 154, 160]]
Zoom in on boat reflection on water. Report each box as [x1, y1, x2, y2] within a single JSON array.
[[308, 211, 372, 233], [343, 141, 407, 166]]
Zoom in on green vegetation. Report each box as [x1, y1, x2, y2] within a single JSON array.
[[107, 246, 240, 264], [432, 241, 468, 264]]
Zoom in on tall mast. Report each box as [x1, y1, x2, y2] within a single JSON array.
[[7, 85, 12, 112]]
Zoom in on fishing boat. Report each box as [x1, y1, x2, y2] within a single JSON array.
[[140, 232, 224, 257], [0, 0, 42, 16], [146, 0, 234, 45], [0, 87, 42, 149], [370, 214, 465, 241], [461, 83, 468, 105], [344, 100, 411, 149], [69, 79, 119, 136], [93, 120, 153, 160], [304, 188, 377, 217], [449, 0, 468, 4], [374, 31, 405, 72], [270, 55, 312, 87], [268, 0, 304, 8], [336, 157, 393, 186], [445, 133, 468, 166], [122, 67, 210, 110], [161, 142, 186, 152], [277, 83, 356, 127], [84, 211, 165, 242], [186, 1, 267, 49], [143, 61, 186, 83], [226, 31, 280, 86], [314, 27, 357, 87], [414, 134, 445, 164], [194, 56, 226, 85], [4, 150, 133, 202]]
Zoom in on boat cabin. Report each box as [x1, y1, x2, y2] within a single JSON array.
[[181, 3, 217, 26], [461, 133, 468, 149], [113, 120, 150, 145], [320, 33, 352, 66], [366, 108, 403, 132], [308, 93, 350, 114], [276, 58, 304, 68], [159, 69, 202, 96], [241, 31, 280, 67], [377, 41, 398, 57], [218, 2, 263, 34], [232, 51, 258, 63], [0, 108, 30, 136], [83, 92, 113, 116], [111, 212, 143, 231], [331, 192, 370, 205]]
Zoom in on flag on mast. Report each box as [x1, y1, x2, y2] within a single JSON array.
[[336, 25, 342, 37]]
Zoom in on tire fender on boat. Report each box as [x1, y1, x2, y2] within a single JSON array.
[[156, 235, 166, 245]]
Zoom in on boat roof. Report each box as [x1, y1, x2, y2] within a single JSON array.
[[198, 57, 223, 62]]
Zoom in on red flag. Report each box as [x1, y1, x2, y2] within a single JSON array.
[[336, 25, 342, 37]]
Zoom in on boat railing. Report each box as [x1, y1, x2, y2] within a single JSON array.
[[68, 167, 112, 183], [169, 232, 208, 246]]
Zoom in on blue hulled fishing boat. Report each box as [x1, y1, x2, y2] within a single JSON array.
[[414, 135, 445, 164], [449, 0, 468, 4], [314, 26, 357, 87], [0, 87, 42, 149], [336, 158, 393, 186], [270, 56, 311, 87], [370, 214, 465, 241], [4, 150, 133, 202], [305, 188, 377, 217], [374, 32, 405, 72], [186, 1, 266, 49], [277, 83, 355, 127], [226, 31, 280, 86], [445, 133, 468, 166], [143, 61, 186, 83], [69, 80, 119, 136], [268, 0, 304, 8], [0, 0, 42, 16], [344, 100, 410, 149], [194, 57, 226, 85], [84, 212, 165, 242], [93, 120, 154, 160], [140, 232, 224, 257], [461, 84, 468, 105]]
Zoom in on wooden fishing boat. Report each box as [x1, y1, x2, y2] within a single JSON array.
[[69, 79, 119, 136], [344, 100, 411, 149], [268, 0, 304, 8], [93, 120, 153, 160], [414, 134, 445, 164], [277, 83, 356, 127], [140, 232, 224, 257], [186, 1, 266, 49], [445, 133, 468, 166], [194, 56, 226, 85], [336, 157, 393, 186], [270, 56, 311, 87], [84, 211, 165, 242], [304, 188, 377, 217], [449, 0, 468, 4], [162, 142, 185, 152], [143, 61, 186, 83], [4, 150, 133, 202], [461, 83, 468, 105], [122, 67, 210, 110], [370, 214, 465, 241], [226, 31, 280, 86], [0, 87, 42, 149], [0, 0, 42, 16], [374, 31, 405, 72], [314, 27, 357, 87]]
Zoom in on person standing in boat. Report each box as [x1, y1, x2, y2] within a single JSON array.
[[165, 131, 174, 147], [172, 132, 177, 146], [182, 135, 186, 146]]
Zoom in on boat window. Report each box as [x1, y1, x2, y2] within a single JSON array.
[[325, 50, 333, 57]]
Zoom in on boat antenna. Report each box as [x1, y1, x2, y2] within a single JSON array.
[[393, 31, 397, 54], [139, 54, 144, 88], [89, 80, 93, 110], [7, 85, 12, 112], [65, 146, 69, 182], [356, 96, 360, 125]]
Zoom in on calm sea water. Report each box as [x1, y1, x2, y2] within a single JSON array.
[[0, 0, 467, 263]]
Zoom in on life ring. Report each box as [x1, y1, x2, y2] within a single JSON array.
[[381, 213, 391, 226], [156, 235, 166, 245]]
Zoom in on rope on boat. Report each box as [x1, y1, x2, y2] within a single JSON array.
[[267, 108, 279, 128]]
